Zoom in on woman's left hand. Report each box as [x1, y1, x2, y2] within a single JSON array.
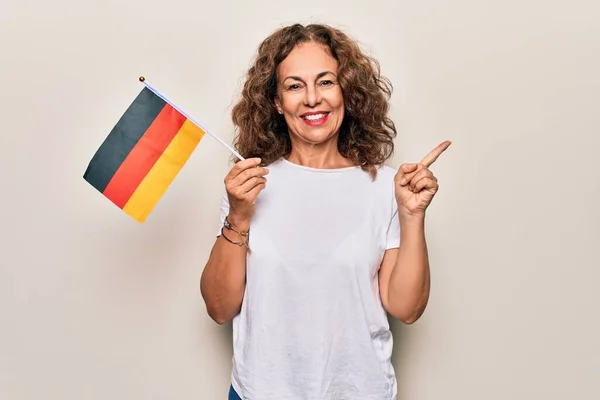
[[394, 141, 451, 218]]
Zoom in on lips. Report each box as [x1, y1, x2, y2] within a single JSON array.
[[301, 111, 329, 119], [300, 111, 330, 126]]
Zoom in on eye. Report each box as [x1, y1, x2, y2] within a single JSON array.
[[287, 84, 302, 90], [319, 80, 334, 86]]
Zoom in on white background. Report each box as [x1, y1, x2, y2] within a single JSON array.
[[1, 0, 599, 399]]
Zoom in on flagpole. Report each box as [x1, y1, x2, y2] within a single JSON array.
[[138, 76, 245, 161]]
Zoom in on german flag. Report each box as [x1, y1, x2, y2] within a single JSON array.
[[83, 84, 205, 223]]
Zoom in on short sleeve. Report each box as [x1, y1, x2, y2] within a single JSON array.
[[215, 191, 230, 237], [385, 190, 401, 250]]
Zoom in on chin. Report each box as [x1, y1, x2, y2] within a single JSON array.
[[299, 128, 339, 144], [297, 122, 342, 143]]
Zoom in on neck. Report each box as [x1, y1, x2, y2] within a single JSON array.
[[285, 143, 354, 169]]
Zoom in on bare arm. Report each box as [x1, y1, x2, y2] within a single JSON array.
[[378, 215, 430, 324], [200, 216, 251, 324], [200, 158, 268, 324], [379, 140, 451, 324]]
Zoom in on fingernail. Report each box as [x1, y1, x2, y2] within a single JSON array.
[[400, 178, 407, 185]]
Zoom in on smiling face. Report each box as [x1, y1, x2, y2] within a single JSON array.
[[274, 41, 345, 148]]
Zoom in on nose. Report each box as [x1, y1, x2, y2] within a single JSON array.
[[304, 84, 322, 107]]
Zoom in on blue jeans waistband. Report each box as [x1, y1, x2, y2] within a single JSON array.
[[228, 385, 241, 400]]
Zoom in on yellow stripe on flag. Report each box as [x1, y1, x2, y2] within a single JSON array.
[[123, 119, 205, 222]]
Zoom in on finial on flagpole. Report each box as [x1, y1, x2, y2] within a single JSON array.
[[139, 76, 146, 82]]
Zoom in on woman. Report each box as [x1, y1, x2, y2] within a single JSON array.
[[200, 23, 450, 400]]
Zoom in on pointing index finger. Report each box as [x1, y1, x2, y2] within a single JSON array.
[[419, 140, 452, 167]]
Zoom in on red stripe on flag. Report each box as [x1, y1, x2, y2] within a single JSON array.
[[103, 104, 187, 208]]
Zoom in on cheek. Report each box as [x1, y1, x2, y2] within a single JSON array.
[[332, 93, 344, 115], [329, 89, 345, 110], [281, 94, 303, 112]]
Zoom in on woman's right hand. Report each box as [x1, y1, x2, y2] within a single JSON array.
[[224, 157, 268, 230]]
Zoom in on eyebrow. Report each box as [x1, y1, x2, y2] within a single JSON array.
[[282, 71, 336, 82]]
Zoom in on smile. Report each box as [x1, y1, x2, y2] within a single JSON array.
[[301, 112, 330, 126]]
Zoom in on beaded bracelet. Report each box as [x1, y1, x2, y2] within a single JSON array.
[[224, 216, 249, 237], [221, 217, 251, 253]]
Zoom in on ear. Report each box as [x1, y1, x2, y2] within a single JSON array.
[[274, 96, 283, 114]]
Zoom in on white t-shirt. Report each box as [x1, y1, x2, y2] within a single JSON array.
[[216, 158, 401, 400]]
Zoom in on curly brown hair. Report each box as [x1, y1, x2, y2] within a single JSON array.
[[231, 23, 397, 175]]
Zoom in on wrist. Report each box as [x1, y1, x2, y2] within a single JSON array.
[[398, 209, 426, 228], [226, 213, 251, 232]]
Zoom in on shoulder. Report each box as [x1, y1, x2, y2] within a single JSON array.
[[372, 164, 398, 185], [261, 157, 289, 174], [376, 164, 397, 176], [370, 164, 398, 205]]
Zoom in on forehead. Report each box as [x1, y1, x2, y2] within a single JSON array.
[[278, 41, 339, 78]]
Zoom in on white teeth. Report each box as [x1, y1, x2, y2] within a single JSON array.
[[303, 113, 327, 120]]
